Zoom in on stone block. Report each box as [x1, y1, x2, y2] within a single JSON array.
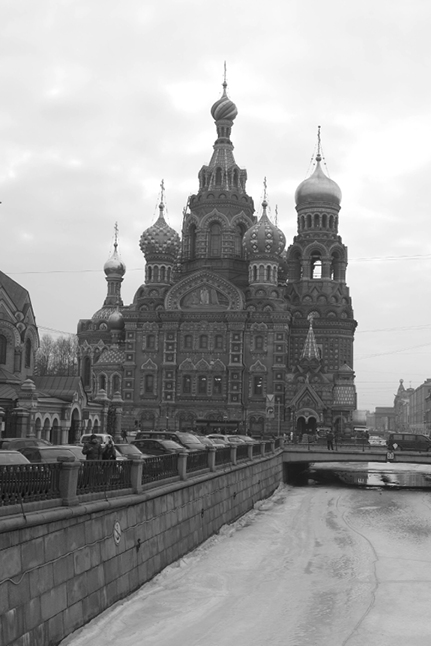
[[66, 572, 88, 607], [31, 621, 48, 646], [127, 505, 137, 527], [105, 580, 120, 608], [41, 583, 67, 620], [82, 589, 102, 625], [100, 536, 118, 562], [66, 524, 86, 552], [84, 518, 105, 544], [21, 536, 45, 571], [119, 548, 136, 575], [73, 545, 92, 575], [0, 545, 21, 581], [8, 573, 31, 610], [124, 526, 136, 551], [0, 529, 20, 551], [0, 581, 10, 616], [62, 600, 84, 638], [53, 553, 75, 586], [86, 564, 105, 595], [24, 596, 42, 630], [47, 611, 65, 645], [12, 631, 32, 646], [1, 606, 25, 646], [103, 555, 120, 584], [90, 543, 101, 569], [116, 573, 130, 599], [45, 529, 69, 562], [29, 563, 54, 599], [128, 566, 140, 593]]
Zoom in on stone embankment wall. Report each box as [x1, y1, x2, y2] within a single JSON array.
[[0, 452, 283, 645]]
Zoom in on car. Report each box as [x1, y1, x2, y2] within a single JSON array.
[[13, 445, 81, 463], [195, 435, 225, 449], [113, 443, 144, 459], [134, 431, 206, 451], [80, 433, 112, 447], [386, 433, 431, 452], [0, 450, 31, 465], [207, 434, 247, 446], [133, 439, 187, 457], [0, 438, 53, 450]]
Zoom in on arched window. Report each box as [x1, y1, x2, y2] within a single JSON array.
[[144, 374, 154, 394], [322, 214, 327, 228], [307, 214, 312, 229], [215, 334, 223, 350], [213, 375, 222, 395], [233, 170, 239, 188], [209, 223, 222, 257], [83, 358, 91, 387], [215, 168, 222, 186], [184, 334, 193, 349], [153, 266, 159, 282], [113, 375, 120, 393], [182, 375, 192, 394], [314, 213, 320, 227], [266, 266, 271, 281], [198, 375, 207, 395], [148, 266, 153, 281], [255, 335, 264, 351], [190, 224, 197, 259], [0, 335, 6, 364], [160, 266, 166, 282], [253, 376, 263, 396], [253, 266, 258, 281], [199, 335, 208, 349], [311, 251, 322, 279], [146, 334, 155, 349], [235, 224, 246, 257], [25, 339, 31, 368], [99, 375, 106, 391]]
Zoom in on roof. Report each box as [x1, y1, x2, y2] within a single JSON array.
[[33, 376, 85, 402], [0, 271, 33, 317]]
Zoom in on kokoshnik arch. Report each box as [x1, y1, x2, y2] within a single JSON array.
[[77, 79, 357, 438]]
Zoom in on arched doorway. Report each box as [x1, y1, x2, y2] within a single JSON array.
[[69, 408, 80, 444], [51, 418, 60, 445], [250, 415, 264, 437], [42, 417, 51, 442], [35, 417, 42, 439], [295, 409, 319, 439]]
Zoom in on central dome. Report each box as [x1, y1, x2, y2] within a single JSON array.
[[295, 156, 342, 208], [211, 84, 238, 122], [243, 202, 286, 259]]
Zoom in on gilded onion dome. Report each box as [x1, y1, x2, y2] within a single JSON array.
[[243, 201, 286, 259], [211, 81, 238, 122], [139, 202, 180, 262], [103, 243, 126, 276], [295, 154, 342, 208], [107, 307, 125, 331]]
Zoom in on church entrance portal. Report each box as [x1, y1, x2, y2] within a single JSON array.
[[296, 415, 317, 437]]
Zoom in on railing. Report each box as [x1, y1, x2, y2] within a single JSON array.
[[236, 444, 249, 461], [77, 460, 132, 493], [0, 463, 62, 506], [215, 447, 232, 466], [0, 440, 278, 511], [142, 454, 178, 484], [186, 451, 209, 473]]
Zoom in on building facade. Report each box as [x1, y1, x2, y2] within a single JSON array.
[[77, 83, 358, 437]]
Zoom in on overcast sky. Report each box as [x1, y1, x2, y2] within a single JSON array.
[[1, 0, 431, 412]]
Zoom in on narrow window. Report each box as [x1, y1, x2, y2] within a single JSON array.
[[0, 335, 6, 364], [255, 335, 264, 351], [213, 375, 222, 395], [145, 374, 154, 394], [182, 375, 192, 394], [83, 358, 91, 387], [113, 375, 120, 393], [215, 334, 223, 350], [99, 375, 106, 391], [25, 339, 31, 368], [253, 376, 263, 396], [190, 224, 197, 259], [198, 375, 207, 395], [199, 334, 208, 349], [147, 334, 155, 349], [209, 223, 222, 257], [184, 334, 193, 349]]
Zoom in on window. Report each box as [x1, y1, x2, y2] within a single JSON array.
[[213, 375, 222, 395], [99, 375, 106, 391], [209, 223, 222, 257], [199, 335, 208, 349], [198, 375, 207, 395], [0, 335, 6, 364], [146, 334, 155, 349], [310, 252, 322, 279], [25, 339, 31, 368], [184, 334, 193, 349], [83, 358, 91, 387], [253, 376, 263, 395], [113, 375, 120, 393], [144, 374, 154, 394], [190, 224, 197, 259], [182, 375, 192, 394], [215, 334, 223, 350], [255, 335, 264, 351]]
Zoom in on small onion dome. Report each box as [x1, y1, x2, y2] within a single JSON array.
[[139, 203, 180, 261], [211, 85, 238, 122], [295, 155, 342, 208], [108, 307, 125, 331], [104, 246, 126, 276], [92, 306, 116, 322], [243, 202, 286, 258]]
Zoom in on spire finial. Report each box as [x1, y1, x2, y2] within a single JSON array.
[[160, 179, 165, 205], [262, 176, 268, 209], [114, 222, 119, 252], [223, 61, 227, 93], [316, 125, 322, 161], [275, 205, 278, 226]]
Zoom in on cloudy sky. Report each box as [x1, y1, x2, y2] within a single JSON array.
[[1, 0, 431, 411]]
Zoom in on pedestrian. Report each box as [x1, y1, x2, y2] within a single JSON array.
[[102, 436, 117, 460], [326, 430, 334, 451], [82, 434, 102, 460], [121, 428, 127, 443]]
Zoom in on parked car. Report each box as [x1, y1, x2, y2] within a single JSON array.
[[195, 435, 225, 449], [80, 433, 112, 447], [134, 431, 206, 451], [207, 434, 247, 446], [0, 450, 31, 465], [0, 438, 52, 450], [386, 433, 431, 452], [133, 439, 187, 457], [114, 443, 144, 459], [12, 445, 81, 463]]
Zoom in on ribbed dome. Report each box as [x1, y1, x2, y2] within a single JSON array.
[[211, 85, 238, 122], [295, 156, 342, 208], [243, 202, 286, 258], [104, 247, 126, 276], [92, 306, 116, 323], [108, 308, 125, 331], [139, 203, 180, 261]]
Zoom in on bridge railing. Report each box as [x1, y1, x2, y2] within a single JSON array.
[[0, 440, 278, 512]]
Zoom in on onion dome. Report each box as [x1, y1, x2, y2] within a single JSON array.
[[243, 201, 286, 259], [104, 248, 126, 276], [295, 155, 342, 208], [139, 202, 180, 262], [92, 306, 116, 323], [108, 307, 125, 331], [211, 81, 238, 122]]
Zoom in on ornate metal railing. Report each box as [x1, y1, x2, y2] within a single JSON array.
[[186, 451, 209, 473], [264, 441, 273, 453], [0, 463, 62, 506], [77, 460, 132, 493], [215, 447, 232, 466], [236, 444, 249, 461], [142, 454, 178, 483], [252, 443, 261, 457]]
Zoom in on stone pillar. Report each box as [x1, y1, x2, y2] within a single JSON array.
[[111, 391, 124, 442], [60, 426, 69, 445], [0, 407, 5, 438], [130, 456, 143, 493], [247, 444, 253, 460], [11, 408, 30, 437], [230, 444, 237, 466], [260, 441, 266, 457], [271, 439, 276, 453], [177, 452, 188, 480], [58, 458, 81, 506], [207, 446, 216, 472]]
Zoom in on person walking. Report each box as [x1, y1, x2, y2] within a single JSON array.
[[326, 430, 334, 451], [102, 436, 117, 461], [82, 434, 102, 460]]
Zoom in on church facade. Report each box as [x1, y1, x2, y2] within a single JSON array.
[[77, 83, 357, 438]]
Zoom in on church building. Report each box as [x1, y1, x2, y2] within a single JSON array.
[[77, 81, 357, 438]]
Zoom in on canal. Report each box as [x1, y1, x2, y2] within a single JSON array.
[[63, 475, 431, 646]]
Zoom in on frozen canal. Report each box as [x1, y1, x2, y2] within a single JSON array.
[[64, 483, 431, 646]]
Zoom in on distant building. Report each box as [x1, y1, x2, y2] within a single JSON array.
[[374, 407, 395, 433], [77, 81, 358, 437]]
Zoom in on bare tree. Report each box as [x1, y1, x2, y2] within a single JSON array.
[[34, 334, 78, 376]]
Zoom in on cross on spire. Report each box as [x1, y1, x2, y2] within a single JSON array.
[[160, 179, 165, 205], [317, 125, 321, 158], [114, 222, 119, 252], [223, 61, 227, 93]]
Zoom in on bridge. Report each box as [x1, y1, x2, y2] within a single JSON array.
[[282, 445, 431, 465]]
